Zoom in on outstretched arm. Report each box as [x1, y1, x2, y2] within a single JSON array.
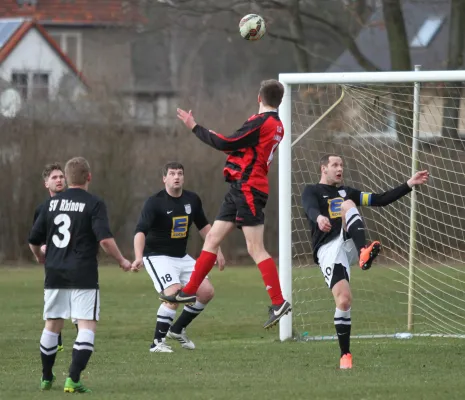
[[350, 170, 429, 207], [177, 108, 261, 152]]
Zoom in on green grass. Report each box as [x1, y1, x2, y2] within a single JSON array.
[[1, 266, 465, 399]]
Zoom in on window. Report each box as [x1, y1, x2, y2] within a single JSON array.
[[49, 31, 82, 70], [410, 16, 445, 48], [11, 71, 50, 100], [11, 72, 28, 99], [32, 73, 49, 100]]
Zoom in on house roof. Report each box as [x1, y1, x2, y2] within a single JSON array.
[[0, 0, 142, 25], [328, 0, 451, 72], [0, 18, 88, 87]]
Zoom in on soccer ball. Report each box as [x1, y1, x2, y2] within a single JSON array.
[[239, 14, 266, 41]]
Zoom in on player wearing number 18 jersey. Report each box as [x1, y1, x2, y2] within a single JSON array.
[[161, 80, 291, 330], [302, 154, 429, 369], [132, 162, 225, 353], [29, 157, 132, 393]]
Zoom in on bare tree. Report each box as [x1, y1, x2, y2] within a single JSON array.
[[441, 0, 465, 147], [382, 0, 413, 148]]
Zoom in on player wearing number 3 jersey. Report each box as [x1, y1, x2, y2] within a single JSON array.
[[160, 80, 291, 330], [29, 157, 132, 393]]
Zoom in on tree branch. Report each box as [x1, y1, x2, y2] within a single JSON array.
[[159, 0, 381, 72], [298, 9, 381, 72]]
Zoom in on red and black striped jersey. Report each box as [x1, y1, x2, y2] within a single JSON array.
[[192, 111, 283, 194]]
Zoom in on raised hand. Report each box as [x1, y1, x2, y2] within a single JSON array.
[[407, 170, 429, 187], [177, 108, 197, 130]]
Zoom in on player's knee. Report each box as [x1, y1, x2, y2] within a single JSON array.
[[336, 292, 352, 311], [205, 230, 222, 249], [341, 200, 356, 214], [245, 240, 266, 260], [163, 283, 182, 297], [197, 284, 214, 303]]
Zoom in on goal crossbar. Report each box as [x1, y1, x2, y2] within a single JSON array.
[[279, 70, 465, 85]]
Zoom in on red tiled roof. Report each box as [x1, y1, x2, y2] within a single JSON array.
[[0, 20, 88, 87], [0, 0, 143, 25]]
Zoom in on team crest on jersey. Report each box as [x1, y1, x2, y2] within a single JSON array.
[[184, 204, 192, 214], [338, 189, 347, 198]]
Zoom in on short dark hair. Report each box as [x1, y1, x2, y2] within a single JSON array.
[[259, 79, 284, 108], [319, 154, 342, 167], [162, 161, 184, 176], [42, 162, 63, 180]]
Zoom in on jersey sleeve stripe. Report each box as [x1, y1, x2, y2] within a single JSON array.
[[213, 127, 258, 142], [360, 192, 372, 206]]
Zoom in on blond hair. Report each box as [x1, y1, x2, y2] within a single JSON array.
[[65, 157, 90, 186]]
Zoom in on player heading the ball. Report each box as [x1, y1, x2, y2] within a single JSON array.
[[160, 79, 291, 330]]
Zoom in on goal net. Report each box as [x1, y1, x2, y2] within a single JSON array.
[[278, 71, 465, 341]]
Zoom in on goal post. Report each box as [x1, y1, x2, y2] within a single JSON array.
[[278, 69, 465, 342]]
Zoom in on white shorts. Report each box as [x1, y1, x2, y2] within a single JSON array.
[[143, 254, 205, 293], [317, 228, 358, 288], [43, 289, 100, 321]]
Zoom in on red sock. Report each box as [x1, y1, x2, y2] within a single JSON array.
[[183, 250, 217, 295], [257, 258, 285, 305]]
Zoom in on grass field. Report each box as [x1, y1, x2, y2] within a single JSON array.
[[1, 265, 465, 399]]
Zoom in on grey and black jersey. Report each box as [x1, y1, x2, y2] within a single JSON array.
[[29, 188, 113, 289], [135, 189, 209, 258]]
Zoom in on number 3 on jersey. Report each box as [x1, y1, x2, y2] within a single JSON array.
[[53, 213, 71, 248]]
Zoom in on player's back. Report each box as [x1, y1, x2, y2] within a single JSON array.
[[31, 188, 112, 289], [225, 112, 283, 193]]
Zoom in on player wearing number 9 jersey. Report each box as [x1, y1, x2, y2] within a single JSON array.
[[29, 157, 132, 394], [161, 80, 291, 331], [302, 154, 429, 369]]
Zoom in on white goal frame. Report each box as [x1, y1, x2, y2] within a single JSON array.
[[278, 70, 465, 342]]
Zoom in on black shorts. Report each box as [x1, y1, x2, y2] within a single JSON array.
[[216, 185, 268, 228]]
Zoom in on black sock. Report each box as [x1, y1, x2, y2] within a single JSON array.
[[68, 329, 94, 383], [346, 207, 366, 252], [58, 333, 63, 347], [170, 301, 205, 334], [40, 329, 59, 381], [154, 304, 176, 341], [334, 308, 351, 356], [69, 349, 93, 382], [41, 352, 58, 381]]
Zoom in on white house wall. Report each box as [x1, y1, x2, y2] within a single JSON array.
[[0, 28, 86, 99]]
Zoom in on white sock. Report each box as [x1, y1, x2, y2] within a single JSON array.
[[40, 329, 59, 355], [73, 329, 95, 352]]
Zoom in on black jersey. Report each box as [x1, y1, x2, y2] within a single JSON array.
[[33, 201, 46, 225], [302, 182, 412, 264], [135, 189, 209, 258], [29, 188, 113, 289]]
